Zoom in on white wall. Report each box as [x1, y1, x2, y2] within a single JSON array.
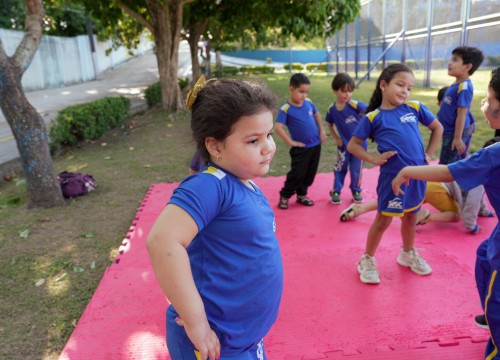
[[0, 29, 153, 92]]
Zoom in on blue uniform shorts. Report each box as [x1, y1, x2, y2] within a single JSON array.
[[377, 172, 425, 216]]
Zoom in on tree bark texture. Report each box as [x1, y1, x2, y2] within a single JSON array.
[[0, 0, 65, 208], [187, 17, 208, 84]]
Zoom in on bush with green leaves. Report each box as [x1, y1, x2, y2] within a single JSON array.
[[49, 96, 130, 152], [240, 65, 275, 74], [283, 63, 304, 71], [144, 77, 191, 107]]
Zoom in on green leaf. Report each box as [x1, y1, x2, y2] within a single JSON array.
[[73, 266, 85, 273], [19, 229, 29, 238]]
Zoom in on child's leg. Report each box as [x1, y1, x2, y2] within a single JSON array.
[[428, 210, 460, 223], [484, 269, 500, 359], [297, 145, 321, 196], [333, 145, 348, 193], [476, 240, 490, 310], [348, 150, 364, 194], [365, 212, 392, 255], [400, 212, 417, 251], [280, 147, 311, 198]]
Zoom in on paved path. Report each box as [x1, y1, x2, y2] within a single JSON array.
[[0, 42, 285, 177]]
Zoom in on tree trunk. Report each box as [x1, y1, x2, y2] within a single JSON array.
[[187, 18, 208, 84], [149, 0, 184, 111], [0, 0, 64, 208], [215, 50, 222, 70]]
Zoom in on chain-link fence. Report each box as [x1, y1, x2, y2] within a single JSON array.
[[326, 0, 500, 88]]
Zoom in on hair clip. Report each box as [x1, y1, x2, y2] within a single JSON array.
[[185, 75, 217, 110]]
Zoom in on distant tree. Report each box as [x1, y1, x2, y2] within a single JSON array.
[[183, 0, 361, 80], [0, 0, 89, 37], [82, 0, 194, 111], [0, 0, 65, 208]]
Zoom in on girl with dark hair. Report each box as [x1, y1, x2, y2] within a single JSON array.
[[347, 63, 443, 284], [147, 77, 283, 360]]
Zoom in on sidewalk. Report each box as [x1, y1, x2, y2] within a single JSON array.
[[0, 45, 286, 179]]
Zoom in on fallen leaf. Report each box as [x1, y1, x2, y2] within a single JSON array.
[[90, 261, 96, 270], [73, 266, 85, 273], [144, 164, 152, 168], [55, 272, 67, 282], [104, 156, 112, 160], [19, 229, 29, 238], [129, 147, 134, 151], [101, 142, 107, 147], [38, 216, 50, 222], [35, 279, 45, 287]]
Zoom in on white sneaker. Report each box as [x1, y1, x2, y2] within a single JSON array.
[[358, 254, 380, 284], [397, 248, 432, 275]]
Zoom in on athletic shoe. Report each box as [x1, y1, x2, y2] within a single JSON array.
[[330, 190, 341, 204], [479, 209, 495, 217], [352, 191, 363, 203], [416, 209, 430, 225], [397, 248, 432, 275], [475, 314, 489, 330], [358, 254, 380, 284]]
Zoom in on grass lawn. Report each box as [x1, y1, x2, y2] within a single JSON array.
[[0, 70, 496, 359]]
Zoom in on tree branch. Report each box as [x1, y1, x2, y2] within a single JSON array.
[[12, 0, 44, 73], [117, 0, 154, 34]]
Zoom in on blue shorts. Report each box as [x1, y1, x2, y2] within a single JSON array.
[[167, 313, 267, 360], [377, 172, 425, 216]]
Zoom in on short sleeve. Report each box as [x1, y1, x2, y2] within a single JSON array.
[[448, 149, 492, 191]]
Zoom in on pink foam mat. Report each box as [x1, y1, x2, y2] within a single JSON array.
[[59, 169, 496, 359]]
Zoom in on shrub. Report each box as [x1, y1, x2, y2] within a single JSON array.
[[283, 63, 304, 71], [49, 96, 130, 152], [213, 66, 240, 77], [240, 65, 275, 74], [145, 78, 191, 107]]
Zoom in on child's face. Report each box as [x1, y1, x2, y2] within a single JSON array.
[[289, 83, 310, 106], [380, 71, 414, 109], [448, 54, 471, 78], [333, 85, 352, 104], [481, 87, 500, 129], [213, 110, 276, 186]]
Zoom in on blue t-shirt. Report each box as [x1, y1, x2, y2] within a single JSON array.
[[449, 143, 500, 268], [437, 79, 473, 134], [167, 165, 284, 355], [352, 101, 435, 174], [276, 99, 320, 148], [325, 99, 368, 145]]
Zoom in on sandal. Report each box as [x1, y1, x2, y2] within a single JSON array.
[[416, 209, 430, 225], [278, 197, 289, 209], [340, 204, 357, 222], [296, 195, 314, 206]]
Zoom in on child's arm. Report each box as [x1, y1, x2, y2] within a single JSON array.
[[274, 122, 305, 147], [392, 165, 454, 195], [347, 136, 396, 165], [314, 112, 327, 143], [147, 204, 220, 360], [327, 123, 343, 147], [452, 107, 468, 154], [425, 119, 444, 162]]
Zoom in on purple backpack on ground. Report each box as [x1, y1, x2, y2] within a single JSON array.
[[58, 171, 97, 199]]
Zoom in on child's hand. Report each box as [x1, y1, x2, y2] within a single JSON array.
[[175, 316, 221, 360], [371, 151, 396, 166], [452, 138, 466, 154], [290, 140, 305, 147], [392, 170, 409, 195], [336, 139, 344, 147]]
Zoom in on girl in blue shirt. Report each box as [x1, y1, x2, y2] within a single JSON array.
[[347, 64, 443, 284], [147, 77, 284, 360], [392, 67, 500, 360]]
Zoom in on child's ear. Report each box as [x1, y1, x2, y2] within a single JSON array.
[[380, 80, 387, 91], [205, 137, 222, 159], [464, 63, 473, 74]]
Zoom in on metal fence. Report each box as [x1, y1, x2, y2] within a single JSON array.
[[326, 0, 500, 87]]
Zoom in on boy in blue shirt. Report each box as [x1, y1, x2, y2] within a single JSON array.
[[325, 73, 368, 204], [392, 67, 500, 360], [438, 46, 484, 164], [275, 73, 327, 209]]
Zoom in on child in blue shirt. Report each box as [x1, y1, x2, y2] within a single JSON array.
[[275, 73, 327, 209], [347, 63, 443, 284], [438, 46, 484, 164], [325, 73, 368, 205], [147, 76, 283, 360], [392, 67, 500, 360]]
